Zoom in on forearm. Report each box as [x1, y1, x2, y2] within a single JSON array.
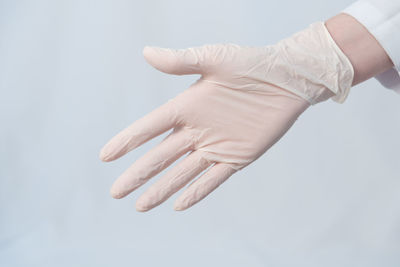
[[325, 13, 394, 86]]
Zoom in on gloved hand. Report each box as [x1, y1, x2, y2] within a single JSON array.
[[100, 22, 354, 212]]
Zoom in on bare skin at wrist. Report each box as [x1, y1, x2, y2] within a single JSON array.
[[325, 13, 394, 86]]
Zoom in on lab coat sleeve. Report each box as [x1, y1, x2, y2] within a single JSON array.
[[343, 0, 400, 94]]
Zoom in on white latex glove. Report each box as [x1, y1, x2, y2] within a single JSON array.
[[100, 22, 354, 211]]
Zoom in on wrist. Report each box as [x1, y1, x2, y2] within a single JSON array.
[[325, 13, 394, 86]]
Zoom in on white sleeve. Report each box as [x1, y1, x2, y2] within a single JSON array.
[[343, 0, 400, 94]]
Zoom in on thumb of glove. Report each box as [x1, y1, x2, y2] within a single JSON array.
[[143, 46, 211, 75]]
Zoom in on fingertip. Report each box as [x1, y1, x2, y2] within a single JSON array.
[[99, 148, 111, 162], [99, 141, 120, 162], [136, 206, 149, 212], [142, 46, 155, 58], [143, 46, 164, 62], [135, 196, 149, 211], [135, 201, 150, 212], [110, 187, 124, 199], [142, 46, 180, 75], [173, 200, 188, 211]]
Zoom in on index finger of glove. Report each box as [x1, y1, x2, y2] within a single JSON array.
[[100, 100, 179, 162]]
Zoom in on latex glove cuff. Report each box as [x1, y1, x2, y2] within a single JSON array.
[[266, 22, 354, 104]]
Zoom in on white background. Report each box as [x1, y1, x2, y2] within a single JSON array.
[[1, 0, 400, 266]]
